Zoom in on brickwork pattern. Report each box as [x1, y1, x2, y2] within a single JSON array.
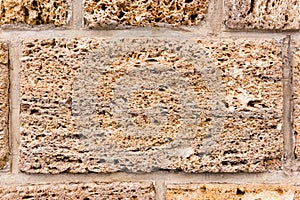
[[0, 0, 299, 199]]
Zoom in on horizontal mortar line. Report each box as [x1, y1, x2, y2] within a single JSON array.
[[0, 171, 300, 185], [221, 31, 292, 39], [222, 28, 300, 34], [0, 29, 294, 40]]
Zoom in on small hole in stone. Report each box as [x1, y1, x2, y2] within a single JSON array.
[[190, 14, 198, 21], [247, 100, 262, 107], [30, 109, 39, 114], [236, 188, 245, 195], [285, 15, 289, 21], [118, 11, 125, 19], [23, 195, 34, 199], [101, 4, 107, 10], [32, 0, 38, 7]]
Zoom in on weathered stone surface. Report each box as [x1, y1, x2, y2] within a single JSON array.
[[20, 38, 282, 173], [225, 0, 300, 30], [0, 182, 155, 199], [176, 39, 283, 172], [0, 0, 70, 26], [84, 0, 208, 28], [0, 42, 9, 169], [166, 184, 296, 200]]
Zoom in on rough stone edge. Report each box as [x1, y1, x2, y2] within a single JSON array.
[[0, 41, 9, 171], [82, 0, 212, 32], [0, 181, 156, 199]]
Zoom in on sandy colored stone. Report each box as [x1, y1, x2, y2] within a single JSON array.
[[84, 0, 208, 28], [20, 38, 282, 173], [166, 184, 297, 200], [0, 42, 8, 169], [0, 182, 155, 199], [175, 39, 283, 172], [0, 0, 70, 26], [225, 0, 300, 30], [20, 38, 102, 173]]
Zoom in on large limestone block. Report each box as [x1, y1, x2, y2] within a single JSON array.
[[20, 38, 282, 173], [225, 0, 300, 30], [0, 182, 155, 199], [0, 0, 70, 26], [166, 184, 297, 200], [84, 0, 208, 28], [0, 42, 8, 169]]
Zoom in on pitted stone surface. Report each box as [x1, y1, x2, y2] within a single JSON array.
[[225, 0, 300, 30], [166, 184, 296, 200], [0, 0, 70, 26], [20, 38, 282, 173], [0, 182, 155, 199], [0, 42, 8, 169], [20, 38, 102, 173], [175, 39, 283, 172], [84, 0, 208, 28]]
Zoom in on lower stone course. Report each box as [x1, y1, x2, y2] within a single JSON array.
[[0, 182, 155, 199], [166, 184, 300, 200]]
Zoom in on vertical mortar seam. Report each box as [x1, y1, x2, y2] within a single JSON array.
[[155, 179, 166, 200], [206, 0, 223, 36], [8, 40, 21, 174], [282, 35, 294, 171], [7, 41, 11, 173], [73, 0, 84, 29]]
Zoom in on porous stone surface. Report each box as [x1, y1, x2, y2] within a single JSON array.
[[225, 0, 300, 30], [0, 0, 70, 26], [20, 38, 101, 173], [20, 38, 282, 173], [0, 42, 9, 169], [175, 39, 283, 172], [84, 0, 208, 28], [166, 184, 296, 200], [0, 182, 155, 199]]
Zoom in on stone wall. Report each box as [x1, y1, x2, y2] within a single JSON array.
[[0, 0, 299, 199]]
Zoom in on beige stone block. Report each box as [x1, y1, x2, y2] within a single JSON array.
[[166, 184, 297, 200], [83, 0, 208, 28], [0, 182, 155, 199], [20, 38, 282, 173], [0, 0, 70, 26], [225, 0, 300, 30], [0, 42, 8, 169]]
